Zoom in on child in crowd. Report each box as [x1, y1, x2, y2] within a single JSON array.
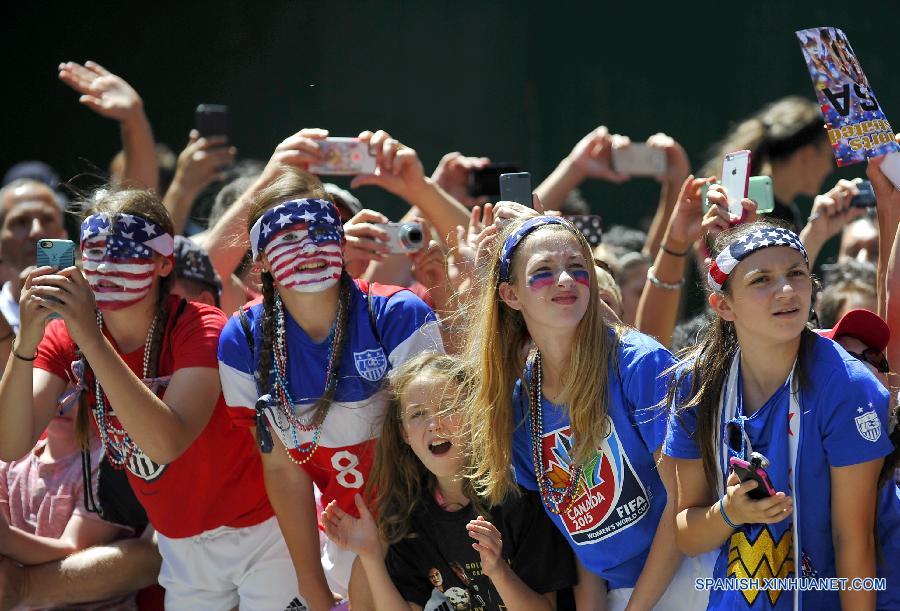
[[0, 189, 295, 610], [217, 167, 443, 610], [467, 215, 713, 610], [665, 220, 898, 609], [322, 352, 576, 610]]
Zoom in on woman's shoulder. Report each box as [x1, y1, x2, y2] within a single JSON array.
[[614, 328, 676, 374], [806, 333, 888, 398]]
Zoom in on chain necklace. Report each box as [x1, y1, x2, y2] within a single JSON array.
[[527, 349, 583, 515], [271, 281, 348, 465], [91, 310, 159, 469]]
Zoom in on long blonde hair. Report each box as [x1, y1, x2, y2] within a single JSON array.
[[367, 353, 486, 544], [466, 218, 619, 506]]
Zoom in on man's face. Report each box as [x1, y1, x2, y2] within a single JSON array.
[[839, 219, 879, 265], [0, 183, 65, 273]]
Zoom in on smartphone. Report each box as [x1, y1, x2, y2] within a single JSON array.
[[499, 172, 532, 208], [468, 162, 522, 199], [729, 454, 776, 500], [612, 144, 667, 177], [850, 180, 876, 208], [702, 176, 774, 215], [721, 150, 751, 218], [37, 239, 75, 320], [376, 222, 425, 254], [307, 138, 377, 176], [194, 104, 229, 139], [566, 215, 603, 247]]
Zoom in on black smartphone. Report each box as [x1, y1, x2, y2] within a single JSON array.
[[729, 454, 776, 501], [499, 172, 533, 208], [195, 104, 229, 139], [850, 180, 876, 208], [468, 163, 522, 199]]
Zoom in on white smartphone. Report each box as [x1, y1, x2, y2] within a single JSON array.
[[307, 137, 377, 176], [880, 151, 900, 191], [612, 144, 667, 176], [721, 150, 751, 218]]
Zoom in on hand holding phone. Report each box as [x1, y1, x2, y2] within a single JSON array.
[[729, 453, 776, 501], [721, 150, 751, 218], [499, 172, 533, 208], [195, 104, 229, 139], [850, 180, 876, 207], [612, 143, 667, 177], [702, 176, 774, 214], [308, 138, 377, 176], [468, 163, 522, 199], [36, 239, 76, 320]]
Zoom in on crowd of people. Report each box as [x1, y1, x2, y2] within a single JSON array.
[[0, 59, 898, 611]]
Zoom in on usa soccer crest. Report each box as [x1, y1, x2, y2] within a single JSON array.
[[855, 409, 882, 442], [354, 348, 387, 382]]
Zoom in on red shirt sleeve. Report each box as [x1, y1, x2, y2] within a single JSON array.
[[167, 300, 227, 371], [33, 319, 76, 384]]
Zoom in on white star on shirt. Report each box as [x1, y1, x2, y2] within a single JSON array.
[[858, 407, 864, 413], [276, 213, 293, 227], [143, 221, 156, 236]]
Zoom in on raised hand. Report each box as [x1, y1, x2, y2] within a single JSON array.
[[410, 239, 450, 295], [665, 175, 713, 248], [350, 130, 428, 201], [58, 61, 144, 123], [173, 130, 237, 193], [431, 152, 491, 208], [702, 184, 758, 240], [466, 516, 505, 578], [321, 495, 381, 560], [342, 209, 391, 278], [646, 132, 691, 184], [566, 126, 630, 183], [259, 128, 328, 186]]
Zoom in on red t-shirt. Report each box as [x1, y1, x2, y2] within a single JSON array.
[[34, 296, 273, 538]]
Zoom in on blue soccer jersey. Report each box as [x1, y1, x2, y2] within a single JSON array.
[[218, 280, 443, 512]]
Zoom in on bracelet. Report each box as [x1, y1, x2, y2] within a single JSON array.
[[661, 242, 690, 257], [647, 265, 685, 290], [0, 330, 13, 343], [12, 341, 37, 362], [719, 496, 739, 529]]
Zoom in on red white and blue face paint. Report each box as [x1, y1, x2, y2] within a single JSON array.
[[527, 267, 591, 291], [250, 199, 345, 294], [499, 216, 582, 284], [80, 213, 173, 311]]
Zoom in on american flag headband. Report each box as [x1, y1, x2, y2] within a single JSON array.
[[80, 213, 174, 259], [249, 198, 344, 260], [707, 227, 808, 292], [498, 216, 576, 283]]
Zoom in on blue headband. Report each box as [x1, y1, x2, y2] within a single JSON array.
[[249, 198, 344, 260], [498, 216, 574, 283]]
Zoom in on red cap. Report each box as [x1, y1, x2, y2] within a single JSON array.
[[819, 309, 890, 352]]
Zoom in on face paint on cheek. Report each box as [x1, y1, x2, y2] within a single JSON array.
[[572, 269, 591, 287], [527, 271, 556, 291]]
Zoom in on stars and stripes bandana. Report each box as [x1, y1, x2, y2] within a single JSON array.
[[80, 213, 173, 310], [249, 199, 343, 260], [707, 226, 808, 292], [499, 216, 574, 283]]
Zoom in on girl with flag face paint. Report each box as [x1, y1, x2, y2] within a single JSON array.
[[665, 220, 898, 610], [0, 189, 297, 610], [466, 215, 713, 610], [216, 168, 443, 610]]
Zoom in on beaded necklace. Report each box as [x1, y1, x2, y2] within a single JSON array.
[[271, 279, 349, 465], [527, 349, 583, 514], [91, 310, 159, 469]]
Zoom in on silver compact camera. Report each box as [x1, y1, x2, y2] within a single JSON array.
[[379, 222, 425, 254]]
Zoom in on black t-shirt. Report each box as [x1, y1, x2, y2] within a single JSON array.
[[385, 487, 576, 611]]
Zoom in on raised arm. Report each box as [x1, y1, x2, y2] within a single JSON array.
[[641, 133, 692, 258], [0, 268, 68, 461], [350, 130, 470, 249], [867, 147, 900, 322], [163, 131, 237, 234], [798, 179, 863, 267], [534, 125, 628, 211], [58, 61, 158, 192]]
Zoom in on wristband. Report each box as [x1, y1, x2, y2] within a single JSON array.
[[661, 242, 690, 257], [719, 496, 739, 529], [12, 341, 37, 362], [647, 265, 685, 291]]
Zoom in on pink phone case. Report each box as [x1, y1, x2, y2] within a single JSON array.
[[729, 456, 776, 499]]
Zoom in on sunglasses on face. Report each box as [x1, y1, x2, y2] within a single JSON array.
[[847, 348, 890, 374]]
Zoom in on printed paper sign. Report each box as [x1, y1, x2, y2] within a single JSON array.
[[796, 27, 899, 166]]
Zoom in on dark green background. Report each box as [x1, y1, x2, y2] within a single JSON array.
[[4, 1, 897, 256]]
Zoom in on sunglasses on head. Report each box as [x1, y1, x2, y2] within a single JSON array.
[[847, 348, 890, 374]]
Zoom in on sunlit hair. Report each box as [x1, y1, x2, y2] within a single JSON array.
[[700, 96, 826, 178], [367, 352, 486, 544], [75, 188, 176, 449], [245, 168, 333, 423], [465, 218, 619, 506], [666, 219, 815, 492]]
